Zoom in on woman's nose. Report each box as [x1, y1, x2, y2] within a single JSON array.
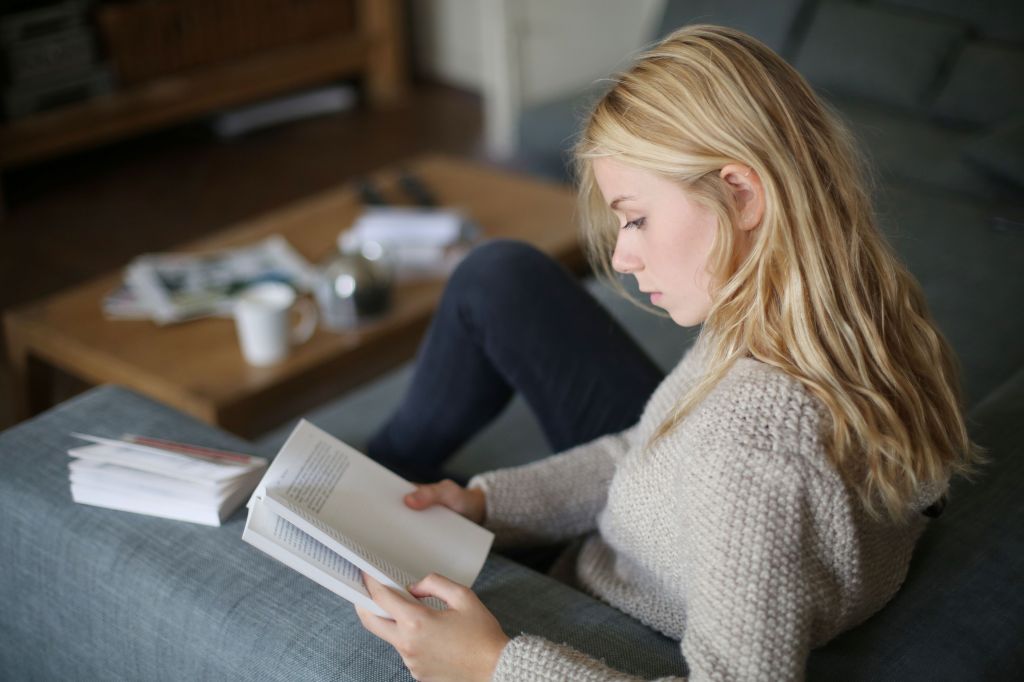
[[612, 234, 642, 274]]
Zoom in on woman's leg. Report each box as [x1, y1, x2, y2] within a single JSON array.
[[367, 240, 664, 481]]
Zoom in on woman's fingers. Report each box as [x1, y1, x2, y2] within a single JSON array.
[[407, 572, 471, 608], [404, 479, 461, 510], [362, 573, 421, 620], [404, 480, 486, 523], [355, 604, 398, 641], [434, 479, 468, 511], [402, 485, 436, 509], [360, 571, 508, 682]]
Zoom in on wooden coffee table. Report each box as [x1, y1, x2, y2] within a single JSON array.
[[4, 155, 583, 437]]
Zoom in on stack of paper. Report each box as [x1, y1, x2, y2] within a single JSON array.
[[338, 207, 480, 280], [68, 433, 268, 527]]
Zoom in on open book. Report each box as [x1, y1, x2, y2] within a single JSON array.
[[242, 420, 494, 618]]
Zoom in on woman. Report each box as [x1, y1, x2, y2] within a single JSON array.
[[356, 25, 981, 681]]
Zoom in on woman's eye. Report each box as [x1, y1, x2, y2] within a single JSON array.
[[621, 217, 646, 230]]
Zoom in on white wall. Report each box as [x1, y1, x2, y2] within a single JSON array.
[[515, 0, 663, 107], [412, 0, 665, 158], [410, 0, 486, 91]]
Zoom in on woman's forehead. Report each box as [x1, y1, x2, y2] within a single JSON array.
[[592, 158, 671, 203]]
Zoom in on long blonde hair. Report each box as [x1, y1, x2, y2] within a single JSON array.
[[573, 25, 982, 523]]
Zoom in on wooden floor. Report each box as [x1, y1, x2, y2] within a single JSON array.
[[0, 81, 485, 431]]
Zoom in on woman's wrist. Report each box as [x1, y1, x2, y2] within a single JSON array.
[[467, 486, 487, 524], [480, 632, 510, 680]]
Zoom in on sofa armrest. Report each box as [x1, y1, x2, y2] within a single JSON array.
[[0, 386, 683, 680]]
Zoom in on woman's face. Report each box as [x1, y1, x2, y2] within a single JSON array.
[[593, 157, 719, 328]]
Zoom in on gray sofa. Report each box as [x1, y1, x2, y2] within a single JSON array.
[[2, 0, 1023, 679], [1, 370, 1021, 680]]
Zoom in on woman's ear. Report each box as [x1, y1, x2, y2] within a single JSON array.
[[719, 164, 764, 231]]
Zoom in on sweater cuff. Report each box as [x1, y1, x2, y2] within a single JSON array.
[[491, 635, 653, 682], [467, 471, 529, 547]]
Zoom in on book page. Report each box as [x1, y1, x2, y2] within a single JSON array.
[[254, 420, 493, 589], [273, 511, 363, 586], [242, 499, 390, 618], [262, 492, 446, 612], [279, 439, 352, 514], [265, 491, 405, 581]]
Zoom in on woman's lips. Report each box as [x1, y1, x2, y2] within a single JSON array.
[[650, 292, 663, 304]]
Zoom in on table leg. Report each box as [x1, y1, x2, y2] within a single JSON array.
[[5, 333, 52, 422]]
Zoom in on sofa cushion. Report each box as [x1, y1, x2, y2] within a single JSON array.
[[657, 0, 806, 57], [831, 96, 1007, 201], [794, 1, 966, 111], [963, 117, 1024, 189], [930, 42, 1024, 128], [872, 185, 1024, 405], [882, 0, 1024, 43]]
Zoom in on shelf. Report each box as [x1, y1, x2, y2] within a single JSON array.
[[0, 32, 371, 169]]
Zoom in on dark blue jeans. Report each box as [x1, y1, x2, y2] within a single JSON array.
[[367, 240, 665, 483]]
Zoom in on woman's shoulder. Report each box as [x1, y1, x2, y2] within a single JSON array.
[[687, 357, 837, 480]]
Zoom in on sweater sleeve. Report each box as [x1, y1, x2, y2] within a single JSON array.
[[489, 452, 822, 682], [492, 636, 683, 682], [467, 425, 638, 547]]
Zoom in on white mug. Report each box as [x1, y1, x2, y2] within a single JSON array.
[[233, 282, 317, 366]]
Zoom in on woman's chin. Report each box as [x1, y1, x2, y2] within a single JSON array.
[[667, 307, 708, 329]]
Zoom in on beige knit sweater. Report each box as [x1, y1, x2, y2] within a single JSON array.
[[468, 339, 941, 681]]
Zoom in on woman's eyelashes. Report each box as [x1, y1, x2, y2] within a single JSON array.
[[621, 217, 646, 230]]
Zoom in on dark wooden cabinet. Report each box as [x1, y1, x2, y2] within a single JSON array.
[[0, 0, 407, 217]]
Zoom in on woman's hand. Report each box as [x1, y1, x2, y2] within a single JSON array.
[[357, 573, 509, 682], [404, 479, 486, 525]]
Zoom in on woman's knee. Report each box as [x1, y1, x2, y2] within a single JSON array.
[[447, 239, 564, 305]]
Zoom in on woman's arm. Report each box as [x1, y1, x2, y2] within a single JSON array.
[[360, 451, 823, 681], [489, 451, 823, 682], [468, 424, 640, 547], [491, 636, 681, 681]]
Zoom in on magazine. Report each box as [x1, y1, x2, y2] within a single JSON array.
[[120, 235, 318, 324]]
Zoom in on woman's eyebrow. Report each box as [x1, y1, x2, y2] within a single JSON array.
[[610, 195, 636, 209]]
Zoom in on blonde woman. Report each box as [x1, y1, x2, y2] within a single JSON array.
[[357, 25, 981, 681]]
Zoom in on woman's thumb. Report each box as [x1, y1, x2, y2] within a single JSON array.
[[404, 485, 434, 509], [408, 573, 468, 606]]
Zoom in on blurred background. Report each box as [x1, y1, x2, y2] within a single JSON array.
[[1, 0, 1021, 434]]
